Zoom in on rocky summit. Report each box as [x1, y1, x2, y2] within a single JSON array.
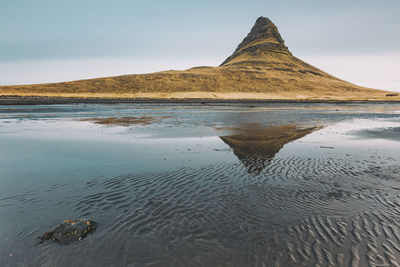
[[220, 16, 328, 79], [221, 16, 291, 66], [0, 16, 398, 101]]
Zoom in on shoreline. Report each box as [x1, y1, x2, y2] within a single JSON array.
[[1, 95, 400, 105]]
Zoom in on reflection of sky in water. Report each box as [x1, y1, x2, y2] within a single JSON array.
[[1, 104, 400, 195], [278, 118, 400, 159], [0, 132, 234, 195]]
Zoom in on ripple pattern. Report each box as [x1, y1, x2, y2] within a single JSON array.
[[2, 154, 400, 266]]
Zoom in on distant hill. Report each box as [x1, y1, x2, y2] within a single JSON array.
[[0, 16, 398, 101]]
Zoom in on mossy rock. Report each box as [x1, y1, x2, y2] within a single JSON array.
[[37, 219, 96, 245]]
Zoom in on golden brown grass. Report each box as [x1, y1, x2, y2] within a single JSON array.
[[0, 42, 398, 101], [79, 116, 169, 126]]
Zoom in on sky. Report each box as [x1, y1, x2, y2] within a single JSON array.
[[0, 0, 399, 91]]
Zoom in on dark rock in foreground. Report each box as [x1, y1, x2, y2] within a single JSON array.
[[37, 220, 96, 245]]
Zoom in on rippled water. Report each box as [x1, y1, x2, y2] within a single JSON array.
[[1, 102, 400, 266]]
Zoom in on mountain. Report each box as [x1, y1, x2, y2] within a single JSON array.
[[221, 17, 291, 66], [219, 17, 328, 78], [0, 16, 398, 101]]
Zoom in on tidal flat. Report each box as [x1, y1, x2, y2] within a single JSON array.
[[1, 102, 400, 266]]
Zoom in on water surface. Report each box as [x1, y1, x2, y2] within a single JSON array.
[[1, 102, 400, 266]]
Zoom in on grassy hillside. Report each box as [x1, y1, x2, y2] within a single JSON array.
[[0, 17, 398, 101]]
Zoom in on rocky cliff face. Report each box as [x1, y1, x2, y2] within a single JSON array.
[[220, 17, 291, 66]]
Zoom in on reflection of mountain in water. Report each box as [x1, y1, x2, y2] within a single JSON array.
[[220, 125, 318, 174]]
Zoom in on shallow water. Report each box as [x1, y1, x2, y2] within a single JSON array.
[[1, 102, 400, 266]]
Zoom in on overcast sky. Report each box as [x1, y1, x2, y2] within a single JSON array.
[[1, 0, 399, 91]]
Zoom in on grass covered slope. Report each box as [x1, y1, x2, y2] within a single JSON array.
[[0, 17, 398, 101]]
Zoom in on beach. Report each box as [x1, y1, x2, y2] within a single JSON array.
[[1, 102, 400, 266]]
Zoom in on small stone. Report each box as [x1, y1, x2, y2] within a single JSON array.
[[37, 219, 96, 245]]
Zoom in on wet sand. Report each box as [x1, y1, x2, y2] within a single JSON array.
[[1, 103, 400, 266], [353, 126, 400, 142]]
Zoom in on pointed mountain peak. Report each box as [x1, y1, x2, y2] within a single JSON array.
[[220, 17, 291, 66], [249, 17, 284, 44]]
